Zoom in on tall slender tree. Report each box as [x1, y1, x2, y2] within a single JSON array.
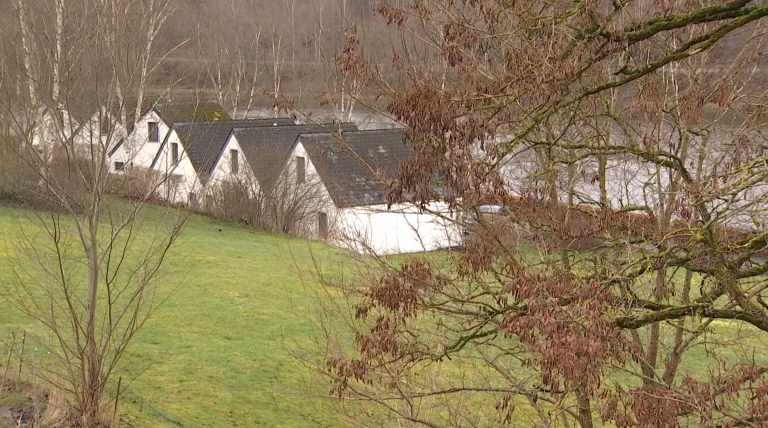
[[0, 1, 188, 425]]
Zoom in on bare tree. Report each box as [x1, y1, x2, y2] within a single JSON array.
[[0, 0, 189, 425], [132, 0, 174, 126], [198, 0, 263, 118], [269, 32, 286, 118], [284, 0, 297, 74], [318, 24, 373, 122], [314, 0, 329, 62]]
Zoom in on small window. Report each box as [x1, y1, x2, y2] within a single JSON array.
[[230, 149, 239, 175], [188, 192, 197, 205], [171, 143, 179, 165], [296, 156, 306, 184], [318, 212, 329, 239], [148, 122, 160, 142], [114, 161, 125, 171]]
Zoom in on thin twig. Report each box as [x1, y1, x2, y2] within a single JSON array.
[[2, 331, 16, 388], [16, 331, 25, 384], [113, 376, 122, 423]]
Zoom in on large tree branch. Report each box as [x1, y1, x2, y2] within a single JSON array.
[[620, 0, 754, 43], [614, 304, 768, 331]]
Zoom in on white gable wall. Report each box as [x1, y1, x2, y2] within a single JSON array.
[[108, 140, 131, 174], [151, 129, 202, 205], [127, 110, 170, 169], [280, 142, 338, 237], [206, 134, 260, 199], [72, 111, 128, 174]]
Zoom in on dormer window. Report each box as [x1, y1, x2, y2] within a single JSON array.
[[171, 143, 179, 165], [148, 122, 160, 142], [230, 149, 239, 175], [296, 156, 306, 184]]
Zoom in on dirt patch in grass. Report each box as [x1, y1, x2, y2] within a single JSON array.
[[0, 383, 41, 428]]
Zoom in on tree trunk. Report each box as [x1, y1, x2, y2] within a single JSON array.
[[83, 203, 102, 424], [272, 35, 283, 118], [15, 0, 37, 107], [244, 31, 261, 117], [52, 0, 65, 105], [134, 0, 162, 136], [598, 154, 608, 209], [576, 386, 594, 428]]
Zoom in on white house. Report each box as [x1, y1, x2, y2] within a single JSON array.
[[150, 118, 295, 205], [113, 100, 231, 171], [19, 106, 131, 173], [280, 129, 462, 254]]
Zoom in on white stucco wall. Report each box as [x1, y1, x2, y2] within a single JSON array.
[[71, 112, 128, 174], [126, 110, 170, 169], [333, 202, 463, 255], [108, 140, 131, 174], [206, 134, 260, 198], [281, 142, 338, 237], [151, 128, 202, 205]]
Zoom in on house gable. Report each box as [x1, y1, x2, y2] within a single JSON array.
[[123, 100, 231, 169], [284, 141, 336, 206], [123, 110, 170, 169], [206, 133, 260, 197], [289, 130, 461, 254], [234, 122, 358, 193], [154, 119, 294, 183], [150, 119, 297, 202], [151, 126, 203, 204]]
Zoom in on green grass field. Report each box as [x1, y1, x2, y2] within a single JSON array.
[[1, 203, 767, 428], [0, 204, 351, 427]]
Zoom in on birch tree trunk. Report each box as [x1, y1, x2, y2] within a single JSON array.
[[14, 0, 36, 107], [52, 0, 64, 106], [271, 34, 284, 118]]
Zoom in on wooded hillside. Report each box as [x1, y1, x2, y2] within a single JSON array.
[[0, 0, 402, 109]]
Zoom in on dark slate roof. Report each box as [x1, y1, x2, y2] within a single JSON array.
[[152, 118, 295, 182], [233, 122, 358, 191], [297, 129, 412, 208]]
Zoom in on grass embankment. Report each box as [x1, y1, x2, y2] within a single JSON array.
[[0, 204, 349, 427]]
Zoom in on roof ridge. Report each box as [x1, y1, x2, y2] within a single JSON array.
[[298, 128, 401, 137]]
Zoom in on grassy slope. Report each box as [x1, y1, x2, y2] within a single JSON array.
[[0, 205, 347, 427], [0, 204, 766, 427]]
